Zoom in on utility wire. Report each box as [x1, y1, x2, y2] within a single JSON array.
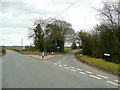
[[55, 0, 79, 18]]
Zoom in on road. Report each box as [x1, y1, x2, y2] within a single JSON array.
[[2, 50, 119, 88]]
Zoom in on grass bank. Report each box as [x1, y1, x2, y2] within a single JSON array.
[[75, 50, 119, 75]]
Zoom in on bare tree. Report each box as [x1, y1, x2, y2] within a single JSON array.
[[96, 1, 120, 53]]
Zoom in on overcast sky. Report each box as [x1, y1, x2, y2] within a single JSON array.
[[0, 0, 105, 46]]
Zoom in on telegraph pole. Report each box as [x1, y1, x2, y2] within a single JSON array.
[[21, 38, 23, 50]]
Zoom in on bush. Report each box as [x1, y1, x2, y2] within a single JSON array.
[[0, 46, 6, 54]]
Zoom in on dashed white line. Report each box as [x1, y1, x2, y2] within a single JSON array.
[[69, 66, 75, 68], [58, 60, 61, 63], [63, 57, 66, 59], [107, 81, 120, 86], [57, 56, 68, 63], [54, 63, 57, 65], [85, 71, 92, 74], [62, 56, 68, 60], [89, 75, 102, 80], [58, 65, 63, 67], [79, 72, 87, 74], [63, 64, 67, 67], [64, 67, 70, 69], [76, 68, 82, 71], [97, 75, 108, 79], [70, 69, 77, 71]]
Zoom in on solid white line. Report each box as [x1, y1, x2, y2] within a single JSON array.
[[64, 67, 70, 69], [89, 75, 102, 80], [79, 72, 87, 74], [70, 69, 77, 71], [107, 81, 120, 86], [76, 68, 82, 71], [97, 75, 108, 79], [85, 71, 92, 74]]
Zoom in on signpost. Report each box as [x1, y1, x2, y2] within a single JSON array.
[[39, 52, 47, 59], [103, 53, 111, 62], [57, 46, 60, 52]]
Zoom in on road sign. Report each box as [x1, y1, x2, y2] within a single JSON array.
[[104, 53, 110, 56], [57, 47, 60, 49]]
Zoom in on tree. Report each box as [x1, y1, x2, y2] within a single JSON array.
[[45, 18, 73, 52], [29, 24, 45, 52], [95, 0, 120, 63], [28, 17, 74, 52], [78, 31, 93, 56]]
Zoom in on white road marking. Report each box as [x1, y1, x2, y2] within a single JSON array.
[[62, 56, 68, 60], [58, 65, 63, 67], [85, 71, 92, 74], [107, 81, 120, 86], [70, 69, 77, 71], [54, 63, 57, 65], [58, 60, 61, 63], [64, 67, 70, 69], [63, 64, 67, 67], [57, 56, 68, 63], [63, 57, 66, 59], [79, 72, 87, 74], [114, 80, 119, 82], [69, 66, 75, 68], [89, 75, 102, 80], [76, 68, 82, 71], [97, 75, 108, 79]]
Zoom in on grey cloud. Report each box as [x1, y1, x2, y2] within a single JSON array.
[[2, 2, 57, 16]]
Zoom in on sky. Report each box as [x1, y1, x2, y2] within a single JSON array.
[[0, 0, 105, 46]]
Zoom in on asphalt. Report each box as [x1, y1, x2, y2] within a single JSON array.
[[2, 50, 119, 88]]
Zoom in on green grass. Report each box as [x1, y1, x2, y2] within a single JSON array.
[[63, 48, 71, 53], [75, 50, 119, 73], [20, 51, 40, 55], [7, 48, 72, 55]]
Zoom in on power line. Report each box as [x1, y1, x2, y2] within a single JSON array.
[[55, 0, 79, 18]]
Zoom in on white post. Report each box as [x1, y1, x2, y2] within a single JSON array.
[[42, 52, 44, 59], [52, 52, 54, 55]]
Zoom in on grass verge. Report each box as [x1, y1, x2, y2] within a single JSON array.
[[75, 50, 119, 75], [7, 47, 72, 55]]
